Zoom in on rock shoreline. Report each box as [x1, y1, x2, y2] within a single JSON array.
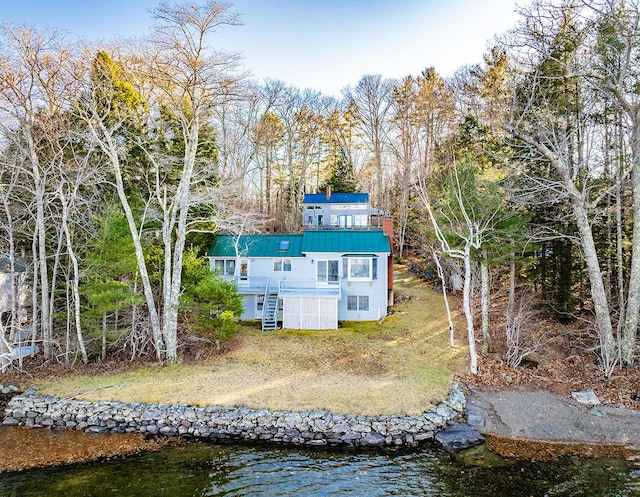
[[3, 385, 466, 448]]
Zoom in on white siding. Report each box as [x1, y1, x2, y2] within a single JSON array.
[[210, 244, 390, 328], [283, 297, 337, 330], [337, 258, 389, 321], [240, 295, 257, 320]]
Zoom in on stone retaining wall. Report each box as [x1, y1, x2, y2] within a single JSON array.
[[3, 386, 465, 448]]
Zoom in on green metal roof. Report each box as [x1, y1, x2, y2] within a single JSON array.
[[208, 230, 390, 258], [301, 230, 390, 254], [207, 234, 304, 258]]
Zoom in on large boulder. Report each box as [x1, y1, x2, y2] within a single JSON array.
[[435, 422, 484, 451]]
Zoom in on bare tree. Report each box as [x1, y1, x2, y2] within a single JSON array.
[[505, 287, 541, 367], [503, 0, 622, 373], [345, 75, 391, 210], [387, 69, 456, 257], [585, 0, 640, 364], [79, 2, 245, 362], [417, 163, 507, 374], [251, 109, 284, 215], [0, 24, 80, 360]]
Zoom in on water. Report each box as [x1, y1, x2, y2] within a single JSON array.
[[1, 441, 639, 497]]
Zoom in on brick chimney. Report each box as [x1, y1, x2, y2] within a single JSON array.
[[382, 216, 394, 305], [326, 185, 331, 200]]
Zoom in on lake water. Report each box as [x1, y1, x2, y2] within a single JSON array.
[[2, 441, 640, 497]]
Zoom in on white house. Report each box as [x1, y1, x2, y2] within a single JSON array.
[[207, 230, 392, 330], [302, 191, 386, 230], [0, 258, 32, 372]]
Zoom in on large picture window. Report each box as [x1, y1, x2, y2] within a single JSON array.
[[349, 258, 370, 279]]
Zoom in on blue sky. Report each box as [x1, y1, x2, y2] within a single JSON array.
[[1, 0, 520, 97]]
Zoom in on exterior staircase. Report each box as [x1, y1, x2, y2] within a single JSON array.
[[261, 287, 279, 331]]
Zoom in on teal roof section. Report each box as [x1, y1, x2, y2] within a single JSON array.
[[300, 230, 390, 254], [208, 230, 390, 258], [207, 234, 303, 258]]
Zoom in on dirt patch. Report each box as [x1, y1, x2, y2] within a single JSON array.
[[0, 425, 174, 473]]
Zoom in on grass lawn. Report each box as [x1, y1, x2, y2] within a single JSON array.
[[31, 267, 469, 416]]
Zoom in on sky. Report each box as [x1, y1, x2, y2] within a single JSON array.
[[1, 0, 522, 97]]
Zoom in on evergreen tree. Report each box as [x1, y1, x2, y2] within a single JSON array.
[[319, 146, 358, 193], [180, 249, 243, 347]]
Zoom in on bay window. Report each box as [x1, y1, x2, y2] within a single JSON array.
[[343, 256, 378, 280]]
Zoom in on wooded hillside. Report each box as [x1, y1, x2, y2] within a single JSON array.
[[1, 0, 639, 377]]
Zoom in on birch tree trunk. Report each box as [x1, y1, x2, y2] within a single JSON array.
[[463, 243, 478, 375], [82, 112, 164, 360], [418, 193, 479, 374], [163, 125, 200, 362], [0, 324, 10, 373], [432, 249, 455, 348], [574, 200, 617, 374], [27, 131, 52, 359], [480, 256, 490, 354], [60, 193, 88, 363], [506, 256, 516, 334]]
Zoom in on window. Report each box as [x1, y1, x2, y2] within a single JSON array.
[[257, 295, 264, 311], [214, 259, 236, 276], [317, 259, 339, 284], [343, 257, 378, 280], [278, 239, 290, 252], [347, 295, 369, 311], [273, 258, 292, 272], [355, 214, 368, 227], [225, 260, 236, 276], [349, 258, 370, 279], [339, 215, 353, 228], [214, 259, 224, 273], [359, 295, 369, 310], [239, 259, 248, 281]]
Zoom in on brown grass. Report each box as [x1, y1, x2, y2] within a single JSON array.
[[30, 267, 469, 416]]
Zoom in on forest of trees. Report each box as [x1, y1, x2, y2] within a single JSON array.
[[1, 0, 639, 377]]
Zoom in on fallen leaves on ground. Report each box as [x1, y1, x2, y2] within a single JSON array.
[[462, 352, 640, 411]]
